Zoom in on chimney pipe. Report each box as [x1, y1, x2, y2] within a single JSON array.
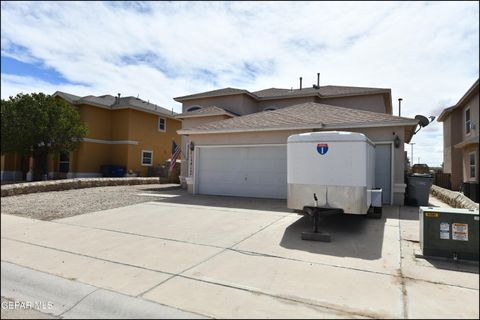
[[398, 98, 403, 117], [317, 73, 320, 87], [299, 77, 302, 90]]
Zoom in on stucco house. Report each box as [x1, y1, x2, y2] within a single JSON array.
[[0, 92, 181, 180], [438, 79, 479, 201], [174, 79, 420, 205]]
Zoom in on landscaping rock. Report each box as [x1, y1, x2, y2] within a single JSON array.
[[1, 177, 161, 197], [430, 185, 479, 210]]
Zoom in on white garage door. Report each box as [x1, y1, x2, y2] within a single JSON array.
[[196, 146, 287, 199], [375, 143, 392, 204]]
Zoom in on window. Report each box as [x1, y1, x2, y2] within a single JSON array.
[[141, 150, 153, 166], [59, 152, 70, 173], [465, 108, 471, 134], [469, 152, 476, 179], [186, 105, 202, 112], [158, 117, 166, 132]]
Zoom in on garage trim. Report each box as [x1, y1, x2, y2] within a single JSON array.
[[374, 141, 394, 205], [193, 144, 286, 196]]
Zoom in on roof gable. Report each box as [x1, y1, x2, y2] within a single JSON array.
[[438, 79, 479, 122], [53, 91, 176, 118], [175, 105, 238, 119], [178, 102, 418, 142], [173, 87, 254, 102], [174, 85, 390, 101]]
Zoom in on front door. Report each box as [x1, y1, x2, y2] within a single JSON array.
[[375, 144, 392, 204]]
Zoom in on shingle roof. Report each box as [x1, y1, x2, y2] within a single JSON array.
[[175, 106, 238, 118], [53, 91, 176, 118], [119, 96, 174, 116], [174, 87, 254, 101], [178, 102, 418, 142], [253, 85, 389, 98], [174, 85, 390, 102], [54, 91, 81, 103]]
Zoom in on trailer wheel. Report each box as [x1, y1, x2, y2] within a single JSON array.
[[367, 206, 382, 219]]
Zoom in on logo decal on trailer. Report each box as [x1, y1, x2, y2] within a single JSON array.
[[317, 143, 329, 155]]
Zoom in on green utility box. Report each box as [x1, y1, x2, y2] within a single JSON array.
[[419, 206, 479, 261]]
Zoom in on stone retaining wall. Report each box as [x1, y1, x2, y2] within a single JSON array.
[[430, 185, 479, 210], [1, 178, 162, 197]]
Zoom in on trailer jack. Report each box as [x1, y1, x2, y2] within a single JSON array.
[[301, 207, 335, 242]]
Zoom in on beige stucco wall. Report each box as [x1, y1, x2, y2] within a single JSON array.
[[461, 92, 479, 141], [443, 110, 464, 190], [185, 93, 388, 114], [185, 126, 407, 205], [320, 94, 387, 114], [179, 115, 232, 181], [443, 91, 479, 190], [443, 116, 452, 173]]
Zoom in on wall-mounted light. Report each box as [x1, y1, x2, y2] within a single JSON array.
[[190, 142, 195, 151], [393, 132, 400, 148]]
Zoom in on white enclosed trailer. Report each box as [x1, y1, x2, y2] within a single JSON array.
[[287, 131, 382, 217]]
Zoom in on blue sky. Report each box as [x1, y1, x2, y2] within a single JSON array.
[[1, 1, 479, 166]]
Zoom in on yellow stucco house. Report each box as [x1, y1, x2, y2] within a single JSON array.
[[1, 91, 181, 181]]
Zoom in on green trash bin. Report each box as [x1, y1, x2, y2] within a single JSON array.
[[407, 173, 433, 206]]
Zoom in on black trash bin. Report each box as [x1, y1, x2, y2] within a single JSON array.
[[406, 173, 433, 206], [100, 165, 113, 177]]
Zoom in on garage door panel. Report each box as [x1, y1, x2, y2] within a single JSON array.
[[197, 146, 287, 199]]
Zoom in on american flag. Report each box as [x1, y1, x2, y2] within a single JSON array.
[[169, 140, 181, 173]]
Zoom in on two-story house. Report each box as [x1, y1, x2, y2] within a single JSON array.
[[0, 92, 181, 180], [438, 79, 479, 202], [174, 78, 420, 205]]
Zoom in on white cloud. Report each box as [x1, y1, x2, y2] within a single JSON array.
[[1, 1, 479, 166]]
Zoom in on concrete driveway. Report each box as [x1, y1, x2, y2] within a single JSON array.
[[1, 189, 479, 318]]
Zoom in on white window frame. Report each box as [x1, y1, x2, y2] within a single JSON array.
[[186, 105, 202, 112], [58, 152, 70, 173], [158, 117, 166, 132], [465, 107, 471, 135], [141, 150, 153, 166], [469, 152, 476, 180]]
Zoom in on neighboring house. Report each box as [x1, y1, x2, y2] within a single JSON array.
[[174, 82, 420, 205], [0, 92, 181, 180], [438, 79, 479, 201]]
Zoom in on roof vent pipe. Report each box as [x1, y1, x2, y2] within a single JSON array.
[[299, 77, 302, 90], [398, 98, 403, 117], [317, 73, 320, 87]]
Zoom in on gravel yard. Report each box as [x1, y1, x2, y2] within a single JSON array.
[[1, 184, 180, 221]]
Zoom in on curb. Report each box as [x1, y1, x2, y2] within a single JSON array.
[[1, 261, 206, 319]]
